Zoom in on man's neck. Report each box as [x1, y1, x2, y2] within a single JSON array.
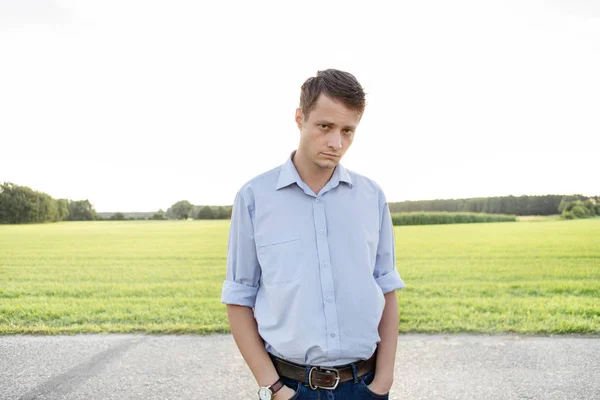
[[292, 150, 335, 195]]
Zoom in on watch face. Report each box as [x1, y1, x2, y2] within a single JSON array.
[[258, 387, 272, 400]]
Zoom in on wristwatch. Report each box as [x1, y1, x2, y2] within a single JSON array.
[[257, 378, 284, 399]]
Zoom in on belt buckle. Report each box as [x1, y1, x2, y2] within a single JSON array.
[[308, 366, 340, 390]]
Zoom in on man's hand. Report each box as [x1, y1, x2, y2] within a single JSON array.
[[367, 379, 391, 396], [275, 385, 297, 399]]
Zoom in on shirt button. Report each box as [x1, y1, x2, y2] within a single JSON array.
[[318, 229, 324, 234], [322, 262, 328, 268], [330, 333, 336, 338], [315, 198, 320, 203], [326, 297, 332, 303]]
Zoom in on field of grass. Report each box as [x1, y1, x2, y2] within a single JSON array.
[[0, 219, 599, 335], [516, 215, 561, 222]]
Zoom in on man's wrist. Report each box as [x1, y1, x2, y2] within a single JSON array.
[[270, 378, 283, 394], [258, 377, 283, 399], [371, 374, 393, 392]]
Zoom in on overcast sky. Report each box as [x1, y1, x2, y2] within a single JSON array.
[[1, 0, 599, 212]]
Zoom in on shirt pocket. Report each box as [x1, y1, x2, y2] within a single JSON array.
[[256, 234, 303, 285]]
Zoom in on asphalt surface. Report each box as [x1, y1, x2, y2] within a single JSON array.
[[1, 334, 599, 400]]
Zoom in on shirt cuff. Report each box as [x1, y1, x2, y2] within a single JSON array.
[[221, 280, 259, 307], [375, 268, 406, 294]]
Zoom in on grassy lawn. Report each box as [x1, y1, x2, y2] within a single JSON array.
[[0, 219, 598, 335]]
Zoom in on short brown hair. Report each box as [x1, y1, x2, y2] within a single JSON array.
[[299, 69, 366, 120]]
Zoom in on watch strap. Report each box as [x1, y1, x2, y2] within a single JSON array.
[[269, 378, 284, 395]]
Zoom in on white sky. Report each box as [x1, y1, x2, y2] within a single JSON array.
[[1, 0, 599, 212]]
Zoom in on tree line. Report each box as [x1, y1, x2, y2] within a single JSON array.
[[0, 182, 96, 224], [2, 181, 598, 224], [0, 182, 231, 224], [388, 194, 599, 216], [164, 200, 232, 220], [99, 203, 233, 221]]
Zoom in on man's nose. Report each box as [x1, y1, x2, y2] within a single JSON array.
[[327, 131, 342, 149]]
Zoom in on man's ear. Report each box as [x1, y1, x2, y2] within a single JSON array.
[[295, 108, 303, 130]]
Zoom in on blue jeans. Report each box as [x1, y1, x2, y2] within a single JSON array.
[[280, 370, 390, 399]]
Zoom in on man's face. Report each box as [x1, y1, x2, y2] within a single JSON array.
[[295, 93, 360, 170]]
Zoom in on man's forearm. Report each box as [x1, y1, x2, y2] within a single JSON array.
[[227, 304, 280, 387], [373, 290, 399, 390]]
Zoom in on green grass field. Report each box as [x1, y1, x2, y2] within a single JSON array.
[[1, 219, 599, 335]]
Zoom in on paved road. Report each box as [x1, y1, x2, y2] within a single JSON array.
[[1, 334, 599, 400]]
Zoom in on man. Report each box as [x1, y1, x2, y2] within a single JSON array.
[[221, 69, 405, 399]]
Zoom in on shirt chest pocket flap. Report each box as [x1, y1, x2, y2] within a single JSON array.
[[256, 233, 303, 285]]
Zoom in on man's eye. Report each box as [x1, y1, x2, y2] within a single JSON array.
[[343, 129, 353, 135], [320, 124, 330, 130]]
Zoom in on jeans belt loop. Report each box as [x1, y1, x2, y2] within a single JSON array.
[[351, 362, 359, 384], [304, 365, 311, 386]]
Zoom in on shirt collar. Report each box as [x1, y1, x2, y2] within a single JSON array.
[[275, 151, 353, 191]]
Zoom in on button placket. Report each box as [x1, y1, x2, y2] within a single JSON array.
[[311, 195, 341, 361]]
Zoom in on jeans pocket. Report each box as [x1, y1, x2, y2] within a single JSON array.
[[281, 377, 304, 400], [359, 372, 389, 399], [289, 382, 303, 400]]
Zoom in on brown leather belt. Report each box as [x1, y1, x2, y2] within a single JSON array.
[[270, 351, 377, 390]]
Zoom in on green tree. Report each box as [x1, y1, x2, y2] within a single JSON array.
[[0, 182, 35, 223], [570, 205, 589, 218], [561, 200, 594, 220], [56, 199, 70, 221], [167, 200, 194, 220], [582, 200, 596, 215], [0, 182, 98, 224], [66, 200, 97, 221], [0, 182, 60, 223], [558, 199, 570, 214], [150, 209, 167, 220], [37, 192, 59, 222], [214, 206, 229, 219], [110, 212, 126, 220], [196, 205, 215, 219]]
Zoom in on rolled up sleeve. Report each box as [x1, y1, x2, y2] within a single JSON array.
[[374, 192, 406, 294], [220, 187, 261, 307]]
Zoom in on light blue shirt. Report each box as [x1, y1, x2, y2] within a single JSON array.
[[221, 152, 405, 366]]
